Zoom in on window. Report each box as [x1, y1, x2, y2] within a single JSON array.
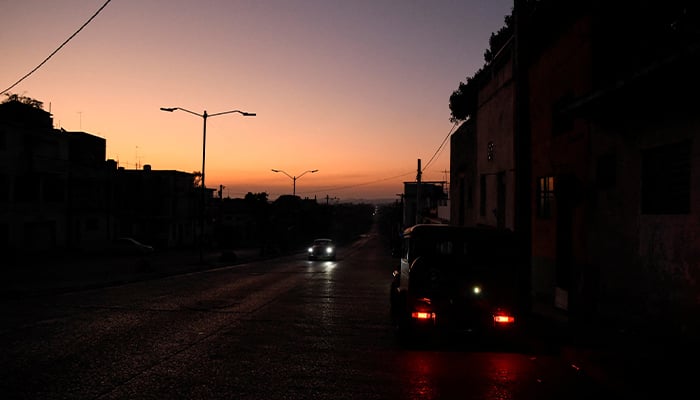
[[537, 176, 555, 218], [641, 140, 691, 214]]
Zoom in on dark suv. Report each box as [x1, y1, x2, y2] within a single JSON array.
[[390, 224, 525, 343]]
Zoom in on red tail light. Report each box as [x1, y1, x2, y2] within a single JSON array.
[[411, 298, 436, 322], [493, 309, 515, 325], [411, 311, 436, 321], [493, 315, 515, 324]]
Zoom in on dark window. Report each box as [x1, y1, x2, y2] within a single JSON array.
[[537, 176, 555, 218], [479, 174, 486, 216], [641, 140, 691, 214]]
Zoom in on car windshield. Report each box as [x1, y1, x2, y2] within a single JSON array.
[[411, 235, 517, 269]]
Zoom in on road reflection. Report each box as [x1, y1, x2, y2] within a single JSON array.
[[398, 349, 530, 400]]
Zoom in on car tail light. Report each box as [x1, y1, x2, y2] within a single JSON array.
[[494, 315, 515, 324], [411, 311, 436, 321], [411, 298, 436, 322], [493, 309, 515, 325]]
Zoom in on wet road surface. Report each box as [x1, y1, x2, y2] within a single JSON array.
[[1, 233, 606, 399]]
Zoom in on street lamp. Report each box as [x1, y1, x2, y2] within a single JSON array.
[[160, 106, 255, 263], [271, 169, 318, 196]]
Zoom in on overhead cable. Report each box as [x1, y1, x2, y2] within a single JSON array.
[[1, 0, 113, 96], [423, 121, 459, 172]]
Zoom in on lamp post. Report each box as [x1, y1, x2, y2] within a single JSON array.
[[160, 106, 255, 263], [271, 169, 318, 196]]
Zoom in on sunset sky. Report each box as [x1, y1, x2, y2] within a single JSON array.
[[2, 0, 513, 201]]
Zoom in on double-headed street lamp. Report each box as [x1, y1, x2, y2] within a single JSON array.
[[271, 169, 318, 196], [160, 106, 255, 263]]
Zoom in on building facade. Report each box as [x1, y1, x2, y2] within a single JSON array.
[[1, 100, 198, 262], [450, 0, 700, 336]]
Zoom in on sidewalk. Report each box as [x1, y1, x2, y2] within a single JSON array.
[[2, 247, 266, 299], [525, 305, 696, 398]]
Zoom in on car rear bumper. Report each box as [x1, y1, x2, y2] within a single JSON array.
[[405, 297, 518, 336]]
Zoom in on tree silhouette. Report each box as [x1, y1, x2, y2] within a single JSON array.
[[2, 93, 44, 109], [192, 171, 202, 188], [449, 12, 512, 122], [449, 75, 479, 122]]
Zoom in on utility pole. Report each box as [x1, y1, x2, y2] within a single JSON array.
[[325, 195, 338, 206], [416, 159, 422, 225]]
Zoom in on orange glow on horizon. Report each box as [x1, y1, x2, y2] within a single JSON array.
[[2, 1, 514, 200]]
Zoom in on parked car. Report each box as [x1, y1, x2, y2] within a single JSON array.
[[390, 224, 524, 344], [109, 237, 154, 257], [307, 238, 336, 261]]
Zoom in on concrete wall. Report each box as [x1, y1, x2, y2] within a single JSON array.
[[475, 51, 516, 229], [588, 110, 700, 330], [450, 120, 476, 226], [528, 15, 593, 311]]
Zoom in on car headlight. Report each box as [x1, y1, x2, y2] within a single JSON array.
[[308, 247, 313, 253], [326, 247, 334, 254]]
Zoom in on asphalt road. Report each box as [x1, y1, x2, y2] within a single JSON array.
[[1, 231, 610, 399]]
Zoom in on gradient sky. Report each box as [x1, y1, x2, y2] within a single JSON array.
[[3, 0, 513, 201]]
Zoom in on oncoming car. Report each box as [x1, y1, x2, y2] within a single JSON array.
[[390, 224, 525, 344], [308, 238, 336, 261]]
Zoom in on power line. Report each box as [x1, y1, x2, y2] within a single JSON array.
[[299, 170, 415, 195], [296, 122, 460, 196], [423, 121, 458, 172], [1, 0, 113, 96]]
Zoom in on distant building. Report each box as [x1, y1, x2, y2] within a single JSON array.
[[106, 163, 197, 249], [401, 181, 448, 228], [0, 100, 198, 259]]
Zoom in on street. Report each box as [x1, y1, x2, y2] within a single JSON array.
[[1, 232, 606, 399]]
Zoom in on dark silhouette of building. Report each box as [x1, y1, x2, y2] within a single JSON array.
[[1, 100, 198, 261], [106, 163, 198, 249], [450, 0, 700, 337]]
